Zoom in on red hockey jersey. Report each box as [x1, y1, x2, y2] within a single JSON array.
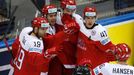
[[77, 24, 116, 70], [13, 27, 50, 75]]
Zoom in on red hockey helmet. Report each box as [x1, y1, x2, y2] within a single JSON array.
[[115, 43, 131, 61], [32, 17, 50, 28], [61, 0, 76, 10], [42, 4, 57, 15], [83, 6, 97, 17]]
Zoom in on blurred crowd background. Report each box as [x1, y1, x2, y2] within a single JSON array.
[[0, 0, 134, 41]]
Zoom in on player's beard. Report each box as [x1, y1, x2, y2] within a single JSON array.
[[37, 32, 43, 39], [37, 29, 46, 38], [38, 33, 44, 38]]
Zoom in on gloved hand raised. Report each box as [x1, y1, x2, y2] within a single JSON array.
[[44, 46, 62, 59]]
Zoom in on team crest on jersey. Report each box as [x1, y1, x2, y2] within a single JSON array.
[[91, 30, 96, 36], [94, 68, 100, 75], [77, 38, 86, 50], [94, 67, 103, 75]]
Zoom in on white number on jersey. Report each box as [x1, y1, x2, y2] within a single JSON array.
[[14, 49, 25, 70]]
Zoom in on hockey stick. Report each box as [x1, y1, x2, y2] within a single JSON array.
[[2, 6, 18, 59], [30, 0, 44, 13], [2, 6, 18, 40]]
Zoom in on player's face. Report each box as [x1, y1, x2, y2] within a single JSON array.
[[38, 27, 48, 37], [85, 16, 96, 28], [46, 13, 57, 26], [63, 8, 75, 15]]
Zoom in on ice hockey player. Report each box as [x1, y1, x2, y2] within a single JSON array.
[[75, 6, 131, 75], [42, 4, 64, 75], [12, 17, 62, 75], [56, 0, 80, 74]]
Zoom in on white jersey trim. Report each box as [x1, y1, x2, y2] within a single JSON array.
[[40, 72, 48, 75], [64, 64, 76, 69]]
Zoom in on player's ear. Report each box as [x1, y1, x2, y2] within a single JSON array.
[[33, 27, 38, 34]]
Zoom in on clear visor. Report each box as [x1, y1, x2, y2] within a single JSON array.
[[48, 8, 57, 14], [66, 5, 76, 10], [85, 12, 96, 17], [41, 23, 50, 29]]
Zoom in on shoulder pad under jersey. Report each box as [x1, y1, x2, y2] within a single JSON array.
[[90, 24, 110, 45], [19, 27, 33, 51]]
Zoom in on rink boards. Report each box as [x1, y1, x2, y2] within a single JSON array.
[[105, 20, 134, 65]]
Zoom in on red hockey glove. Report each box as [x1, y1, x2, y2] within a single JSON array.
[[62, 13, 73, 24], [44, 46, 62, 59], [63, 21, 79, 35], [62, 13, 78, 29]]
